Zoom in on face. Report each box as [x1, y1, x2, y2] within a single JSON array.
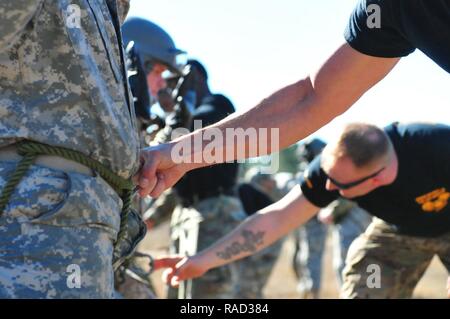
[[146, 63, 168, 98], [321, 152, 388, 198]]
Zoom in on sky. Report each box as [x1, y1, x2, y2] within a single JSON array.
[[127, 0, 449, 142]]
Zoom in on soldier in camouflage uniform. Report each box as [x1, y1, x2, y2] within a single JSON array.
[[0, 0, 140, 298], [113, 17, 186, 299], [234, 169, 288, 298]]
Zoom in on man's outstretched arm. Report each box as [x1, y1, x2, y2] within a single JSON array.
[[138, 43, 400, 197], [153, 185, 320, 286]]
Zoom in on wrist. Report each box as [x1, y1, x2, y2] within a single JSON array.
[[194, 250, 217, 273], [167, 138, 205, 172]]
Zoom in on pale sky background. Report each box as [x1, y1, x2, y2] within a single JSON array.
[[128, 0, 449, 142]]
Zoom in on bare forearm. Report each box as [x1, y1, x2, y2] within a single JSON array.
[[169, 44, 399, 172], [172, 77, 330, 171], [196, 187, 319, 271], [139, 44, 400, 198]]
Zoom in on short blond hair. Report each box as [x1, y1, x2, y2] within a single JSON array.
[[329, 123, 391, 168]]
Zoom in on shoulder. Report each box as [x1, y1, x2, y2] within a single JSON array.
[[385, 122, 450, 142], [201, 94, 235, 112], [385, 122, 450, 158]]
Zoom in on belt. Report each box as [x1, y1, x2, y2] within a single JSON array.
[[0, 145, 94, 176]]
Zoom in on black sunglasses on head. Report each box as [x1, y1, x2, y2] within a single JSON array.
[[325, 167, 385, 190]]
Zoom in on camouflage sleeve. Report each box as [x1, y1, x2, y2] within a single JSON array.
[[0, 0, 44, 51]]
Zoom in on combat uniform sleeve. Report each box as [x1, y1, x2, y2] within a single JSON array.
[[0, 1, 44, 52], [299, 155, 339, 208]]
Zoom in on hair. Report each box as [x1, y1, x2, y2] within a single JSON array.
[[331, 123, 391, 168]]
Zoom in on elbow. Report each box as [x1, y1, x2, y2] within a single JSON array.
[[296, 75, 315, 100]]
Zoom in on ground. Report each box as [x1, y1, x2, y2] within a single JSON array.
[[140, 221, 448, 299]]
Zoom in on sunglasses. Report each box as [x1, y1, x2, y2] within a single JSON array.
[[325, 166, 385, 190]]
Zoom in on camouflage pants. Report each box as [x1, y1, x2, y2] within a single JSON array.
[[294, 208, 371, 297], [169, 195, 278, 299], [332, 207, 372, 286], [342, 218, 450, 298], [293, 217, 327, 297], [0, 161, 121, 298]]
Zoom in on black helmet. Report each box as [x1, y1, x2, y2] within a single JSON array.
[[122, 17, 186, 75], [298, 138, 326, 163]]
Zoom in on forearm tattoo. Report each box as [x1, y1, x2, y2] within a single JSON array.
[[216, 229, 265, 260]]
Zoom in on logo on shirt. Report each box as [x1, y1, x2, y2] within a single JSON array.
[[415, 188, 449, 213]]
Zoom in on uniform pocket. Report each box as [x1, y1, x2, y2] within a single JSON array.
[[0, 162, 69, 222], [29, 170, 122, 240]]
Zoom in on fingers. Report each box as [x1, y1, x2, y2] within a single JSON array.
[[152, 256, 183, 270], [159, 257, 191, 287], [149, 173, 167, 198], [162, 268, 179, 287], [162, 265, 182, 287], [138, 155, 158, 196], [136, 145, 177, 198]]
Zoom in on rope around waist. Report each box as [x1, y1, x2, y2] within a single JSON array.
[[0, 140, 135, 243]]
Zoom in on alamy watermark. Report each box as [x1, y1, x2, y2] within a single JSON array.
[[170, 120, 280, 174], [366, 4, 381, 29], [63, 4, 81, 29], [66, 264, 81, 289], [366, 263, 381, 289]]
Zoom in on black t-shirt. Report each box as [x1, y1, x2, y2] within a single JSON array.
[[238, 183, 274, 216], [345, 0, 450, 73], [300, 122, 450, 237], [174, 94, 239, 202]]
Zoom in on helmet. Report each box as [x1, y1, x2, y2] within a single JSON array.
[[122, 17, 186, 75], [298, 138, 326, 163]]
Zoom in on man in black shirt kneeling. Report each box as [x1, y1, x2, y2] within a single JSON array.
[[155, 122, 450, 298]]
